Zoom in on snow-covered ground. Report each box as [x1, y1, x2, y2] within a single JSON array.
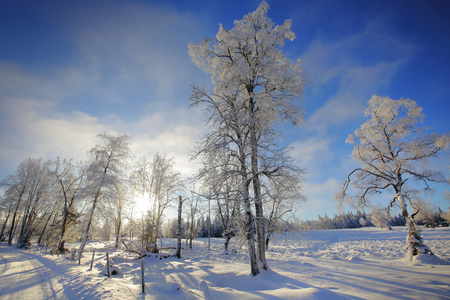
[[0, 227, 449, 299]]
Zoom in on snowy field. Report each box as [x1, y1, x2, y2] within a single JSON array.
[[0, 227, 449, 299]]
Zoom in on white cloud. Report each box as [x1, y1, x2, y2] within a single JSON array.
[[0, 2, 210, 180], [298, 178, 341, 220], [57, 1, 207, 106], [0, 93, 203, 179], [290, 136, 333, 171], [301, 17, 417, 134]]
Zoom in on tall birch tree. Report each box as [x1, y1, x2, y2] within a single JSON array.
[[77, 133, 130, 262], [336, 95, 449, 260], [189, 1, 306, 275]]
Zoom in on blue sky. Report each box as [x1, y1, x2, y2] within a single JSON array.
[[1, 0, 449, 220]]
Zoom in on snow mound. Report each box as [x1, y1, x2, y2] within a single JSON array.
[[346, 256, 363, 262], [403, 253, 447, 265]]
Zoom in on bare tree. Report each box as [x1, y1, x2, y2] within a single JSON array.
[[112, 180, 128, 249], [189, 1, 306, 275], [190, 87, 259, 274], [0, 193, 15, 242], [1, 159, 35, 246], [184, 191, 202, 250], [52, 158, 86, 252], [77, 133, 130, 262], [172, 195, 184, 259], [336, 95, 449, 260], [16, 159, 53, 248], [201, 164, 242, 254], [263, 162, 306, 250], [130, 153, 182, 253]]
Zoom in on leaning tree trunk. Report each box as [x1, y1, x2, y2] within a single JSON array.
[[8, 192, 25, 246], [37, 211, 54, 246], [396, 192, 433, 259], [0, 208, 12, 242], [77, 188, 101, 263]]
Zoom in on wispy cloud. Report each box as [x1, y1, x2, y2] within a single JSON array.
[[60, 1, 207, 107], [291, 137, 333, 172], [301, 16, 417, 134]]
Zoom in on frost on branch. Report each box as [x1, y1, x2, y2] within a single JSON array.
[[188, 1, 306, 276], [336, 95, 449, 260]]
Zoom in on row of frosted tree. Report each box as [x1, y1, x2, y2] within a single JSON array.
[[297, 208, 449, 231], [0, 134, 184, 262], [0, 131, 303, 261]]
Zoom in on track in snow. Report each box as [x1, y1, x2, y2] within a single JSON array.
[[0, 247, 68, 300]]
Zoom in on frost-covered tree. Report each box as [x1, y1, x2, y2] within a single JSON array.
[[52, 158, 86, 252], [130, 153, 182, 253], [189, 1, 306, 275], [172, 195, 184, 258], [370, 205, 391, 230], [263, 164, 305, 249], [184, 191, 202, 250], [0, 194, 13, 242], [336, 95, 449, 260], [16, 159, 53, 248], [1, 158, 35, 246], [77, 133, 130, 262]]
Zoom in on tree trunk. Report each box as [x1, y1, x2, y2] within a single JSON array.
[[8, 191, 25, 246], [114, 221, 121, 249], [58, 209, 69, 252], [248, 91, 269, 271], [114, 208, 122, 249], [245, 204, 259, 276], [37, 210, 54, 246], [173, 195, 183, 258], [77, 189, 100, 263], [0, 208, 12, 242], [396, 192, 433, 259], [251, 131, 268, 270], [58, 196, 76, 252], [224, 233, 232, 254], [240, 141, 259, 275], [18, 200, 39, 248]]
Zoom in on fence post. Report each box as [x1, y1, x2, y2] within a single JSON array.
[[89, 249, 96, 270], [106, 252, 111, 277], [141, 259, 145, 293]]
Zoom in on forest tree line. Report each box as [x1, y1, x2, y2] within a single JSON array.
[[0, 131, 304, 260]]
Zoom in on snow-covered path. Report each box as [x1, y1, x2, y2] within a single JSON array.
[[0, 247, 68, 299]]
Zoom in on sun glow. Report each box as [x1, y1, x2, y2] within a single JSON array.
[[131, 193, 150, 217]]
